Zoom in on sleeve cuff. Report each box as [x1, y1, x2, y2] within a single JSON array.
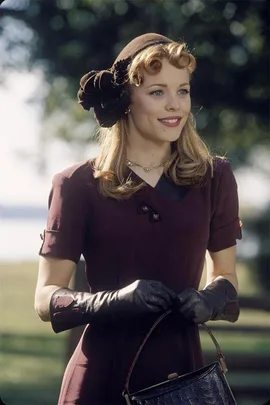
[[39, 229, 82, 264], [207, 218, 242, 252]]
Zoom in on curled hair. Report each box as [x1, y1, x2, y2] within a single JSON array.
[[94, 42, 213, 199], [129, 42, 195, 86]]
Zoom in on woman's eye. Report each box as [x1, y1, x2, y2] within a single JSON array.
[[149, 89, 190, 96], [178, 89, 190, 96], [149, 90, 163, 96]]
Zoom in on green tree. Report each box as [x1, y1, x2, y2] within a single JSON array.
[[0, 0, 269, 158]]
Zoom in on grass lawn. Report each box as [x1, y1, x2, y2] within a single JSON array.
[[0, 261, 68, 405], [0, 261, 269, 405]]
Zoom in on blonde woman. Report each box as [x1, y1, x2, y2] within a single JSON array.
[[35, 33, 242, 405]]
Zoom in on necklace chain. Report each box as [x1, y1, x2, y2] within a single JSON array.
[[127, 159, 168, 172]]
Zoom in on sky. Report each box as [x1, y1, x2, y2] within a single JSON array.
[[0, 70, 99, 207], [0, 70, 100, 261]]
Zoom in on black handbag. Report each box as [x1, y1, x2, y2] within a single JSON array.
[[122, 310, 237, 405]]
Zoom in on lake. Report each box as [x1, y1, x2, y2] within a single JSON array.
[[0, 218, 46, 262]]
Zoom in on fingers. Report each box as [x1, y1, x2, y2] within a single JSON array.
[[177, 288, 195, 306], [164, 285, 178, 302], [179, 301, 196, 319], [149, 281, 177, 309], [177, 289, 212, 324], [138, 280, 177, 312], [177, 288, 198, 320], [144, 289, 172, 312]]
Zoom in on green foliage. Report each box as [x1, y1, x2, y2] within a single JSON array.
[[1, 333, 65, 405], [245, 205, 270, 294], [0, 0, 269, 157]]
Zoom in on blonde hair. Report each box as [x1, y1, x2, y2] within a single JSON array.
[[93, 42, 213, 199]]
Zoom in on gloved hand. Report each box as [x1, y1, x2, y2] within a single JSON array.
[[50, 279, 177, 333], [177, 278, 239, 325]]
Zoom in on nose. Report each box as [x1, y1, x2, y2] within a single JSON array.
[[165, 93, 180, 111]]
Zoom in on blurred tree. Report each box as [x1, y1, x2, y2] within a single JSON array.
[[252, 204, 270, 294], [0, 0, 269, 161]]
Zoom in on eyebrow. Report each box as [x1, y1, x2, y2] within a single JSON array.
[[147, 82, 190, 88]]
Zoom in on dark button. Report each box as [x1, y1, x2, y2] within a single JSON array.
[[137, 202, 161, 222], [151, 213, 161, 222], [137, 203, 150, 214]]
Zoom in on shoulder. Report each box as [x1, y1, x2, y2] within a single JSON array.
[[52, 159, 96, 190], [208, 157, 238, 200], [201, 157, 234, 189], [212, 156, 233, 176], [211, 157, 236, 185]]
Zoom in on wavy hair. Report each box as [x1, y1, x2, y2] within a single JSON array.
[[93, 42, 213, 199]]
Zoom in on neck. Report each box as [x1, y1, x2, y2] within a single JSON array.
[[127, 137, 171, 168]]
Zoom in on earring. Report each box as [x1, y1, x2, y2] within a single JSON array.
[[125, 107, 131, 114]]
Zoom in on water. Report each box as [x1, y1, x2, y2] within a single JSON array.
[[0, 215, 257, 262], [0, 218, 46, 262]]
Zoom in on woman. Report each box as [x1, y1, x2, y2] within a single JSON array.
[[34, 33, 242, 405]]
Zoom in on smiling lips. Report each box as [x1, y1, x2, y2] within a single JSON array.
[[158, 116, 182, 127]]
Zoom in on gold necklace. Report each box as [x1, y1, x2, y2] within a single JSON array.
[[127, 159, 168, 172]]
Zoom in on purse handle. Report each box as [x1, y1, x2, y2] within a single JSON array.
[[123, 310, 228, 396]]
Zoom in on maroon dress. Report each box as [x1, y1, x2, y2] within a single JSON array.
[[39, 158, 242, 405]]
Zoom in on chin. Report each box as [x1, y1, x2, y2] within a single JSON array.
[[150, 135, 180, 145], [160, 132, 182, 143], [154, 126, 184, 143], [145, 128, 182, 144], [168, 133, 182, 142]]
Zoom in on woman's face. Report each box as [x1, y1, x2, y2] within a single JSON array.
[[128, 58, 191, 145]]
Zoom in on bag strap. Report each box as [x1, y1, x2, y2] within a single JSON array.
[[123, 310, 228, 395]]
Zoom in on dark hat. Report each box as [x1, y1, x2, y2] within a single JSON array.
[[77, 33, 173, 127], [113, 33, 172, 64]]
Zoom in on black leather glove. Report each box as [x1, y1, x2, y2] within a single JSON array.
[[50, 279, 177, 333], [177, 278, 239, 324]]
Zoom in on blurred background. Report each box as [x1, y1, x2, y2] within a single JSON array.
[[0, 0, 269, 404]]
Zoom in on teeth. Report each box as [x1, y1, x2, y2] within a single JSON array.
[[161, 119, 179, 123]]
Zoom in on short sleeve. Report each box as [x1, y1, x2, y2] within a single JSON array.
[[39, 172, 86, 263], [207, 160, 242, 252]]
